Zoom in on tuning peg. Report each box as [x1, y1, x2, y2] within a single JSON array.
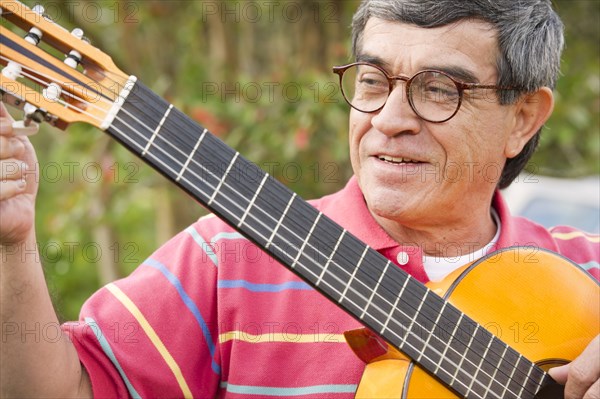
[[71, 28, 84, 39], [42, 82, 62, 102], [62, 28, 84, 69], [2, 11, 44, 80], [31, 4, 45, 14], [24, 27, 42, 46]]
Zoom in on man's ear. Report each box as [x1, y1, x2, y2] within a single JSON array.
[[504, 87, 554, 158]]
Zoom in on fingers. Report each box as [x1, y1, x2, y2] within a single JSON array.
[[553, 336, 600, 399], [0, 135, 26, 159], [0, 159, 29, 200], [549, 364, 570, 384], [585, 379, 600, 399], [1, 110, 18, 138], [0, 174, 27, 200], [0, 107, 32, 201]]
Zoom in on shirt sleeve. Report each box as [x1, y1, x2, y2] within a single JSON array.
[[62, 220, 222, 398], [549, 225, 600, 281]]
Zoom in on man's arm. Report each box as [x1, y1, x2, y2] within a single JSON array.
[[0, 102, 92, 397]]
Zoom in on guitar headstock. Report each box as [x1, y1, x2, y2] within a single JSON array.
[[0, 0, 134, 130]]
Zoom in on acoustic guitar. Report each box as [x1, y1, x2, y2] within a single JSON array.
[[1, 2, 598, 397]]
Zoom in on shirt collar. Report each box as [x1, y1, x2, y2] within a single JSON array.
[[317, 176, 399, 251], [491, 190, 516, 251], [323, 178, 517, 251]]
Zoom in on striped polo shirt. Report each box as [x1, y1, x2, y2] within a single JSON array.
[[63, 176, 599, 398]]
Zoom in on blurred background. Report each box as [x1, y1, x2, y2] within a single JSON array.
[[2, 0, 598, 320]]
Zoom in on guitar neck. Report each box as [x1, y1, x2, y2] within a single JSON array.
[[106, 80, 553, 399]]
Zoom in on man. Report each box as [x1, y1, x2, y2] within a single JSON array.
[[1, 0, 598, 398]]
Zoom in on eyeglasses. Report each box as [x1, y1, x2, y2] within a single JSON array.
[[332, 62, 517, 123]]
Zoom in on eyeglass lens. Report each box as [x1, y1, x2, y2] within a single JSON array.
[[339, 64, 461, 122]]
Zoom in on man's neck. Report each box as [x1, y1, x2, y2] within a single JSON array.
[[371, 206, 498, 258]]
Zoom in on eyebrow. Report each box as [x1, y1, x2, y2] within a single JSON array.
[[356, 53, 481, 83], [356, 54, 392, 70], [428, 65, 481, 83]]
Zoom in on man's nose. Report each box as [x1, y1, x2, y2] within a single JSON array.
[[370, 82, 422, 137]]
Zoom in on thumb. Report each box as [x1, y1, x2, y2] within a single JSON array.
[[548, 363, 570, 384]]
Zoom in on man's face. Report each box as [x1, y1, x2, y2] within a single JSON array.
[[349, 18, 522, 232]]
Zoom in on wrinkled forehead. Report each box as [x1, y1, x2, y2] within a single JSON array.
[[357, 18, 500, 80]]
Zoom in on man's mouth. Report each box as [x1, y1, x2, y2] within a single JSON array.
[[378, 155, 422, 165]]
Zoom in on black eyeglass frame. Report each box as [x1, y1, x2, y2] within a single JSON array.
[[332, 62, 519, 123]]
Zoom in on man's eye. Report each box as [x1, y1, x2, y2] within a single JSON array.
[[358, 75, 387, 88], [419, 82, 458, 100]]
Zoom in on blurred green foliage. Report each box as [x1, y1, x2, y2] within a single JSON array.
[[2, 0, 598, 320]]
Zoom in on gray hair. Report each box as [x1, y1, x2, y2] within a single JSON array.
[[351, 0, 564, 189]]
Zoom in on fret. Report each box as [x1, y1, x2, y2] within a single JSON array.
[[357, 252, 398, 330], [410, 289, 447, 369], [315, 231, 374, 312], [115, 83, 172, 144], [273, 199, 326, 278], [466, 333, 496, 399], [529, 369, 547, 396], [176, 128, 207, 182], [497, 347, 528, 399], [110, 113, 184, 183], [339, 245, 369, 310], [316, 229, 346, 286], [359, 256, 387, 319], [143, 104, 173, 156], [468, 328, 499, 397], [335, 238, 377, 306], [460, 326, 499, 399], [502, 353, 544, 399], [402, 290, 430, 353], [265, 192, 297, 249], [238, 173, 269, 228], [105, 80, 554, 399], [285, 222, 366, 314], [485, 343, 509, 398], [482, 337, 514, 397], [208, 152, 240, 205], [518, 361, 537, 399], [435, 312, 464, 375], [417, 300, 447, 364], [152, 108, 210, 181], [239, 175, 288, 246], [381, 276, 410, 335], [504, 354, 523, 399], [291, 211, 322, 269], [450, 323, 479, 388], [383, 277, 430, 352]]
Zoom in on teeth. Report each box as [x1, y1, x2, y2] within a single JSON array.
[[379, 155, 418, 163]]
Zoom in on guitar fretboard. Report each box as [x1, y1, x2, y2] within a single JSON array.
[[105, 80, 554, 399]]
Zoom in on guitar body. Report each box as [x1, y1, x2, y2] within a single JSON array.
[[351, 247, 600, 398]]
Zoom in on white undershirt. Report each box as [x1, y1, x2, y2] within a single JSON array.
[[423, 209, 501, 282]]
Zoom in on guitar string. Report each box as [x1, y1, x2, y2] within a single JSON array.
[[0, 50, 120, 105], [6, 58, 542, 399], [4, 61, 543, 399], [114, 79, 548, 396], [1, 58, 113, 123], [109, 96, 541, 398], [11, 60, 542, 399], [105, 117, 509, 399]]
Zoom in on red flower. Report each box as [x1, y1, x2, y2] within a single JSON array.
[[189, 106, 228, 137]]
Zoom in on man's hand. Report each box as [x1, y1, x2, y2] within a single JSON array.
[[549, 335, 600, 399], [0, 101, 39, 245]]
